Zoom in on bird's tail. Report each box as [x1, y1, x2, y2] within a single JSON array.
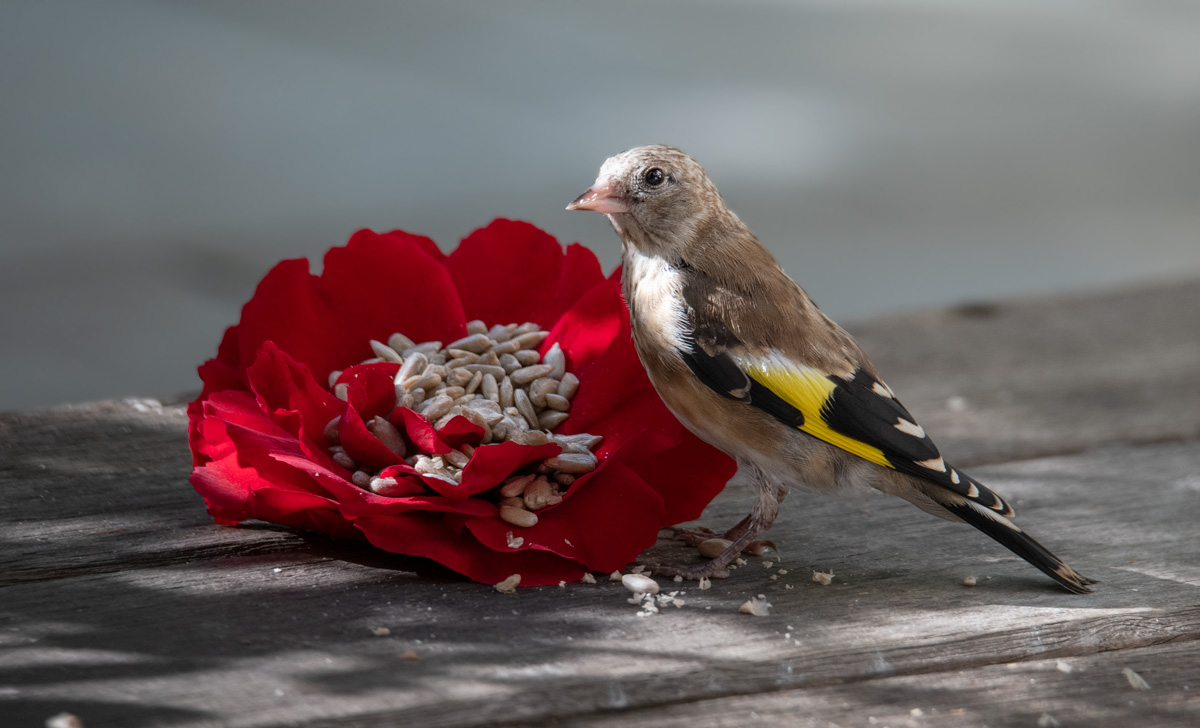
[[938, 498, 1098, 594]]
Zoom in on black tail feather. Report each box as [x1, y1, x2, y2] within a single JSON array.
[[941, 502, 1098, 594]]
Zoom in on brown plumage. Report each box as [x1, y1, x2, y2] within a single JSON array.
[[568, 144, 1096, 593]]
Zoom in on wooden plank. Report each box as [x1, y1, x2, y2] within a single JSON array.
[[2, 442, 1198, 727], [0, 399, 309, 586], [562, 640, 1200, 728]]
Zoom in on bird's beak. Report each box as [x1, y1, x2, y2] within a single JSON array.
[[566, 177, 629, 213]]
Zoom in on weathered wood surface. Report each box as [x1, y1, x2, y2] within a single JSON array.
[[1, 279, 1198, 727]]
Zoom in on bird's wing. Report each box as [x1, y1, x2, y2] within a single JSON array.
[[679, 321, 1014, 518]]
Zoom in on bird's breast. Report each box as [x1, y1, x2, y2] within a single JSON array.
[[621, 248, 689, 362]]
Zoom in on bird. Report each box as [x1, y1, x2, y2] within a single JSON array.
[[566, 144, 1096, 593]]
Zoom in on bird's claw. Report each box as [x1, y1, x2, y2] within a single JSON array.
[[635, 556, 731, 581], [664, 525, 719, 547]]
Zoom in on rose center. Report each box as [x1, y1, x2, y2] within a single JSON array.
[[322, 320, 601, 528]]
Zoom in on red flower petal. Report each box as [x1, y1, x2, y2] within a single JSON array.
[[456, 441, 561, 497], [394, 408, 452, 455], [355, 512, 586, 585], [435, 415, 485, 449], [445, 219, 605, 328], [234, 231, 466, 384], [245, 342, 344, 446], [466, 461, 664, 580]]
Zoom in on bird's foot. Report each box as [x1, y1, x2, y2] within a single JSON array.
[[634, 554, 731, 581], [664, 525, 720, 547], [665, 526, 776, 556]]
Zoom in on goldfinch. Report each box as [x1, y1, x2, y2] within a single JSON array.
[[567, 144, 1096, 593]]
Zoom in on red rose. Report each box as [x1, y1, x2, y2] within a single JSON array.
[[187, 219, 735, 585]]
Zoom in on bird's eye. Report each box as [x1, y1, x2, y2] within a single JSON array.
[[642, 167, 666, 188]]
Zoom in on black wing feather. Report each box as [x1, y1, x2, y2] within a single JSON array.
[[680, 330, 804, 428], [823, 372, 939, 464]]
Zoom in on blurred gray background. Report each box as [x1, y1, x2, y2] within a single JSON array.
[[2, 0, 1199, 411]]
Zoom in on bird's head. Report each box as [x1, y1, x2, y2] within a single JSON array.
[[567, 145, 724, 258]]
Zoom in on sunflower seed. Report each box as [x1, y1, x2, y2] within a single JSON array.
[[463, 396, 503, 418], [512, 350, 539, 367], [500, 474, 536, 497], [370, 340, 404, 364], [327, 370, 342, 388], [446, 333, 493, 353], [622, 573, 659, 595], [480, 350, 502, 366], [517, 429, 550, 446], [444, 449, 470, 469], [554, 472, 576, 486], [361, 357, 384, 364], [350, 470, 371, 488], [499, 377, 515, 408], [396, 352, 427, 383], [514, 388, 538, 428], [542, 393, 569, 412], [459, 406, 487, 431], [387, 333, 416, 352], [523, 476, 560, 511], [543, 343, 566, 379], [465, 320, 488, 335], [539, 410, 569, 430], [441, 386, 466, 400], [369, 476, 404, 495], [498, 353, 521, 374], [445, 357, 474, 370], [499, 496, 526, 510], [558, 373, 579, 400], [500, 506, 538, 528], [420, 394, 454, 421], [408, 387, 426, 405], [481, 372, 499, 402], [424, 363, 448, 379], [514, 331, 550, 350], [369, 416, 407, 457], [489, 323, 518, 342], [528, 377, 557, 407], [490, 338, 521, 356], [445, 348, 478, 360], [334, 383, 350, 401], [407, 372, 442, 391], [511, 364, 553, 386], [409, 341, 443, 355], [446, 368, 473, 387], [555, 433, 603, 450], [463, 363, 507, 380], [545, 452, 596, 473], [324, 416, 341, 443], [698, 538, 733, 558], [465, 369, 483, 395], [332, 451, 357, 470]]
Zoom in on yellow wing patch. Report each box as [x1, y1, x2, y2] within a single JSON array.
[[740, 360, 894, 469]]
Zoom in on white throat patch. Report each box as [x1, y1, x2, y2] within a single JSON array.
[[623, 248, 688, 353]]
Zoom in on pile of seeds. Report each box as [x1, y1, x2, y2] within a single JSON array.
[[323, 320, 602, 529]]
